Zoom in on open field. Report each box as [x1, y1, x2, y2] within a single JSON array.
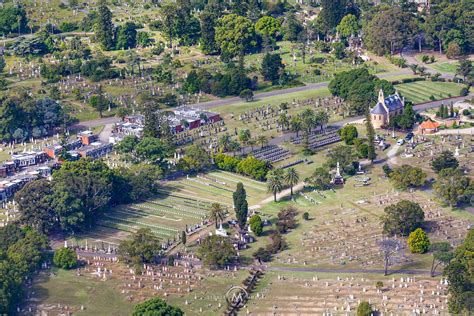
[[395, 81, 464, 104]]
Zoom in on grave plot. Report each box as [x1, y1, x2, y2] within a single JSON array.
[[248, 145, 292, 163], [67, 171, 268, 247], [265, 175, 472, 270], [248, 272, 449, 315], [397, 134, 473, 176], [291, 127, 341, 150]]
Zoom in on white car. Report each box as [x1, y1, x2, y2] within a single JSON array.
[[396, 139, 405, 146]]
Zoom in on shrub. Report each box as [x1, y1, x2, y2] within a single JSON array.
[[407, 228, 430, 253], [53, 247, 78, 269], [302, 212, 309, 221], [357, 301, 372, 316], [460, 87, 470, 96], [462, 109, 471, 116], [249, 214, 263, 236]]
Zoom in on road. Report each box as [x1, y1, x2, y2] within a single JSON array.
[[403, 49, 456, 80], [190, 70, 412, 111], [265, 265, 437, 276]]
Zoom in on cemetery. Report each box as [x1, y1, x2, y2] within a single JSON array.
[[0, 0, 472, 314]]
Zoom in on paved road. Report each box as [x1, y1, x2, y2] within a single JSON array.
[[403, 49, 456, 80], [190, 70, 412, 111]]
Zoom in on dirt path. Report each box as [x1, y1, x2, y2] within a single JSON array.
[[260, 182, 306, 204]]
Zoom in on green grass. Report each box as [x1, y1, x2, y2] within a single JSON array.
[[430, 61, 459, 74], [395, 81, 464, 104], [28, 268, 134, 316]]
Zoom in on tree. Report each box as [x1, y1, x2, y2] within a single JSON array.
[[159, 2, 180, 49], [379, 238, 402, 275], [338, 124, 358, 145], [181, 231, 186, 245], [320, 0, 350, 31], [0, 56, 6, 74], [364, 7, 418, 56], [253, 247, 272, 263], [52, 159, 113, 233], [336, 14, 359, 38], [88, 94, 109, 118], [325, 145, 354, 172], [257, 135, 268, 149], [446, 42, 461, 59], [357, 301, 372, 316], [382, 200, 424, 237], [236, 156, 270, 181], [118, 228, 161, 267], [284, 168, 299, 197], [308, 167, 332, 190], [267, 169, 285, 202], [197, 235, 236, 268], [215, 14, 255, 61], [389, 165, 426, 190], [95, 0, 115, 50], [407, 228, 430, 254], [135, 137, 171, 165], [0, 4, 28, 35], [261, 53, 284, 84], [233, 183, 248, 229], [332, 42, 346, 59], [430, 242, 453, 277], [255, 16, 280, 51], [276, 206, 297, 234], [290, 116, 302, 137], [281, 13, 303, 42], [199, 3, 222, 54], [249, 214, 263, 236], [432, 151, 459, 173], [178, 144, 211, 173], [131, 297, 183, 316], [444, 228, 474, 313], [433, 168, 473, 207], [116, 22, 137, 49], [238, 128, 251, 149], [209, 203, 226, 228], [53, 248, 78, 269], [16, 180, 56, 234], [457, 57, 473, 82], [239, 89, 254, 102]]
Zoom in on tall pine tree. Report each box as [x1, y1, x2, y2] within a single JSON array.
[[95, 0, 115, 50], [365, 110, 376, 163], [233, 182, 248, 230]]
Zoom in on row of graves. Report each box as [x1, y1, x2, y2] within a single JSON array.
[[235, 96, 344, 133], [248, 145, 292, 164], [248, 273, 450, 315], [282, 189, 471, 269], [291, 126, 341, 150], [399, 134, 473, 174]]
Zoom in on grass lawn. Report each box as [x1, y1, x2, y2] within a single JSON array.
[[430, 61, 460, 74], [28, 268, 134, 316], [395, 81, 464, 104]]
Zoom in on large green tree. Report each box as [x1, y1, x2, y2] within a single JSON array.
[[382, 200, 425, 236], [215, 14, 256, 61], [94, 0, 115, 50], [131, 297, 183, 316], [233, 182, 248, 229], [16, 180, 56, 234], [197, 235, 237, 268], [433, 168, 473, 207], [118, 228, 161, 267]]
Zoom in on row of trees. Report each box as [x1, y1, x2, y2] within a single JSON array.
[[0, 94, 66, 142], [0, 225, 49, 314]]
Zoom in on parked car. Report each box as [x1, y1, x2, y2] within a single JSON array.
[[405, 132, 414, 141], [397, 139, 405, 146]]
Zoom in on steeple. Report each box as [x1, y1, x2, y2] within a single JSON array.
[[378, 89, 385, 104]]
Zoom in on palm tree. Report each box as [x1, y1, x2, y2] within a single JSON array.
[[218, 133, 232, 152], [248, 138, 256, 152], [284, 168, 299, 197], [316, 111, 329, 131], [267, 169, 285, 202], [238, 129, 251, 153], [277, 113, 289, 130], [208, 203, 226, 228], [257, 135, 268, 149], [290, 116, 302, 137]]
